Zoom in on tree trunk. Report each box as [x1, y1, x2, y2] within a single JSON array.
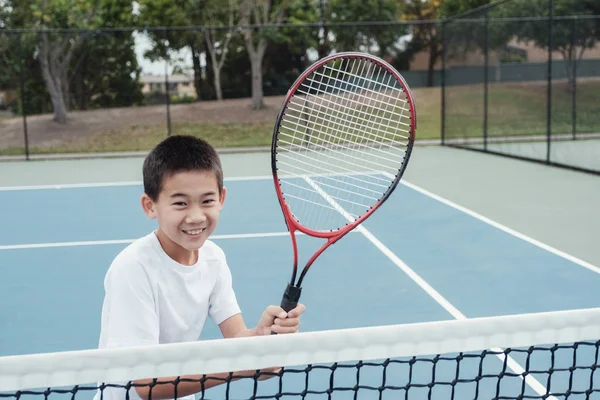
[[248, 39, 267, 110], [249, 53, 263, 109], [46, 77, 68, 123], [62, 63, 70, 112], [190, 40, 203, 101], [39, 51, 68, 123], [318, 26, 330, 58], [427, 42, 439, 87], [39, 33, 79, 123], [214, 66, 223, 101], [205, 29, 232, 102], [239, 0, 287, 110]]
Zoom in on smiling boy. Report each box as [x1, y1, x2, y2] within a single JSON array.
[[95, 135, 305, 400]]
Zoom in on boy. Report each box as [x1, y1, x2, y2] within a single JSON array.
[[94, 135, 305, 400]]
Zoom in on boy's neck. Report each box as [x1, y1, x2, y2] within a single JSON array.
[[154, 230, 198, 266]]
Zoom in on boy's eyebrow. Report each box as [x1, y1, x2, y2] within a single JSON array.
[[169, 191, 218, 198]]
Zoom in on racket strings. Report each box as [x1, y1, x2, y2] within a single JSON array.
[[276, 132, 404, 175], [305, 58, 382, 227], [276, 57, 412, 232], [295, 75, 412, 130], [284, 100, 410, 150], [291, 87, 412, 132], [284, 59, 396, 229]]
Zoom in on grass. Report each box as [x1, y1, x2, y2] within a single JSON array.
[[42, 121, 276, 155], [1, 79, 598, 156], [444, 80, 600, 140], [0, 121, 277, 156]]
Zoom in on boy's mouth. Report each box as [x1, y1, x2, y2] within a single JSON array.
[[183, 228, 205, 236]]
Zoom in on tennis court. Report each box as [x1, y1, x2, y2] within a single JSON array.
[[0, 146, 599, 399]]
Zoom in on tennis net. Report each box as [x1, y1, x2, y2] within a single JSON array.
[[1, 307, 599, 400]]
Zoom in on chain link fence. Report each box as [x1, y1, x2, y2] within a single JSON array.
[[441, 1, 600, 175], [2, 1, 598, 177], [1, 22, 437, 159]]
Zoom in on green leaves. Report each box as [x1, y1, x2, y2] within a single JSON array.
[[329, 0, 405, 56], [493, 0, 598, 52]]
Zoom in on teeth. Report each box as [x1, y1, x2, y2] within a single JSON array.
[[184, 229, 204, 235]]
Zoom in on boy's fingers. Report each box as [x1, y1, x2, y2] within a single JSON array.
[[271, 323, 300, 334], [287, 303, 306, 318], [265, 302, 305, 321], [275, 316, 300, 327], [265, 305, 287, 320]]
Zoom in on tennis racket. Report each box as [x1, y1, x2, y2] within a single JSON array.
[[271, 52, 416, 318]]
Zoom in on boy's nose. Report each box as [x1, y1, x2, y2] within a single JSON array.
[[185, 208, 207, 223]]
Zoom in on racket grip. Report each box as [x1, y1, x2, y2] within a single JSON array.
[[271, 283, 302, 335], [280, 283, 302, 312]]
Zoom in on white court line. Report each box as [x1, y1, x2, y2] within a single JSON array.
[[0, 230, 360, 251], [0, 231, 294, 251], [384, 173, 600, 275], [0, 175, 274, 191], [304, 176, 556, 399], [0, 181, 141, 191]]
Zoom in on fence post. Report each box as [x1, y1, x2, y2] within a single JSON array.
[[571, 16, 577, 140], [17, 32, 30, 160], [164, 29, 172, 137], [440, 19, 446, 145], [483, 10, 489, 151], [546, 0, 553, 164], [164, 57, 172, 137]]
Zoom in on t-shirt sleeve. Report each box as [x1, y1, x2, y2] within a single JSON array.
[[101, 261, 159, 348], [208, 253, 241, 325]]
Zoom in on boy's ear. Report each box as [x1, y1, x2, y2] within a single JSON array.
[[141, 194, 157, 219], [219, 187, 227, 206]]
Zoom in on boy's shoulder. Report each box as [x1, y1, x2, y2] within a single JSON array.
[[104, 232, 158, 281]]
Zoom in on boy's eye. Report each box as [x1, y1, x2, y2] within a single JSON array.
[[203, 199, 215, 205], [172, 202, 186, 207]]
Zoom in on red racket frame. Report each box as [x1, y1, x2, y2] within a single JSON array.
[[270, 52, 416, 311]]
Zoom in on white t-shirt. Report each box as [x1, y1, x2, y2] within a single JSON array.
[[94, 232, 241, 400]]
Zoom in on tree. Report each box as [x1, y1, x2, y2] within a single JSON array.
[[204, 0, 238, 100], [315, 0, 330, 58], [440, 0, 511, 69], [31, 0, 103, 123], [239, 0, 289, 110], [495, 0, 598, 92], [137, 0, 207, 100], [70, 33, 143, 110], [440, 0, 493, 18], [0, 9, 18, 94], [2, 0, 142, 118], [328, 0, 405, 58], [401, 0, 443, 87]]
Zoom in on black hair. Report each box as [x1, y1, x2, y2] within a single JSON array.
[[143, 135, 223, 201]]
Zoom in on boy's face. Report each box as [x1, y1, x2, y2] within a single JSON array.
[[141, 169, 226, 264]]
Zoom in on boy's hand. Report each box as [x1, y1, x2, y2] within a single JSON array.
[[255, 303, 306, 336]]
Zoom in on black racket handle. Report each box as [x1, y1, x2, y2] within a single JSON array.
[[271, 283, 302, 335]]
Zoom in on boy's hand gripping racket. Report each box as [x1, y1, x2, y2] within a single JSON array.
[[271, 52, 416, 320]]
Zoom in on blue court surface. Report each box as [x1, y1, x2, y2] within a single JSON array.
[[1, 176, 599, 399]]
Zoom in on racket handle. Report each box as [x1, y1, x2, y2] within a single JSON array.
[[271, 283, 302, 335], [280, 283, 302, 312]]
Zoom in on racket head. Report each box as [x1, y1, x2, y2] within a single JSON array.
[[271, 52, 416, 238]]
